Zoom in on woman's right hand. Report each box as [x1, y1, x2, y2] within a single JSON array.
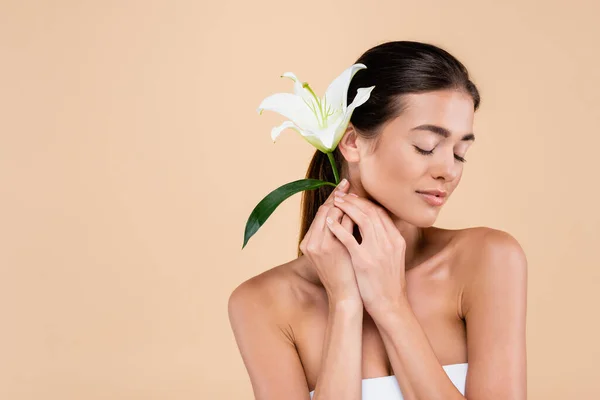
[[299, 178, 361, 305]]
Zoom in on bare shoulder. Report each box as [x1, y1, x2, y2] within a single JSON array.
[[227, 258, 319, 398], [456, 226, 527, 265], [228, 257, 319, 327], [228, 262, 293, 321], [425, 226, 525, 266], [451, 226, 528, 317]]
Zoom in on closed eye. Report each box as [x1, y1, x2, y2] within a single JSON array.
[[413, 146, 467, 163]]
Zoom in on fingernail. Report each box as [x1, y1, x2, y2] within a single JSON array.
[[326, 217, 333, 224], [334, 195, 344, 203], [334, 190, 346, 197], [349, 193, 358, 197], [338, 178, 348, 188]]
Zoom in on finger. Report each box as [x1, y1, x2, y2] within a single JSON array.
[[338, 193, 385, 226], [303, 180, 347, 254], [375, 206, 403, 242], [341, 213, 354, 233], [325, 214, 360, 256], [333, 194, 375, 241], [349, 195, 395, 239], [305, 189, 339, 246], [319, 199, 345, 239], [311, 178, 350, 243], [320, 178, 350, 226], [322, 206, 344, 245], [334, 193, 393, 245], [323, 178, 350, 206], [327, 204, 345, 222]]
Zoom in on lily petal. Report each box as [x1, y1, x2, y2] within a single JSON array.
[[346, 85, 376, 113], [281, 72, 315, 105], [270, 120, 330, 152], [257, 92, 319, 132], [323, 63, 367, 114], [320, 85, 376, 150], [270, 120, 307, 142]]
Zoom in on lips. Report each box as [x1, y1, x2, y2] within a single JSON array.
[[416, 190, 447, 198], [417, 191, 446, 207]]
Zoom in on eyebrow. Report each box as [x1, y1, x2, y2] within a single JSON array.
[[410, 124, 475, 142]]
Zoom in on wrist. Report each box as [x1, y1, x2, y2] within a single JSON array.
[[326, 285, 361, 303], [367, 296, 410, 320], [329, 295, 363, 314]]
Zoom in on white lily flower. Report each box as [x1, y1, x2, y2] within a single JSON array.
[[257, 63, 375, 153]]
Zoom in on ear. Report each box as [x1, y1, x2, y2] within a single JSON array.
[[337, 123, 361, 163]]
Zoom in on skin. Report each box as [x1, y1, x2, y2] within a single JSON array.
[[228, 89, 528, 399]]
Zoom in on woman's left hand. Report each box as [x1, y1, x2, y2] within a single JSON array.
[[326, 190, 408, 318]]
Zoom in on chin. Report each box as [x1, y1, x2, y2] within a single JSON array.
[[413, 215, 438, 228], [403, 213, 438, 228], [383, 203, 440, 227], [415, 205, 442, 226]]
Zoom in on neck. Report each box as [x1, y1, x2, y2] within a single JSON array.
[[390, 219, 427, 271]]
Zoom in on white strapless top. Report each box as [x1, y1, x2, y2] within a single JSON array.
[[309, 363, 468, 399]]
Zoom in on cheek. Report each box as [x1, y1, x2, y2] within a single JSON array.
[[359, 146, 424, 199], [380, 144, 424, 181], [452, 169, 464, 188]]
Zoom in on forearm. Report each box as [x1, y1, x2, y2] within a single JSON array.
[[373, 301, 465, 400], [312, 298, 363, 400]]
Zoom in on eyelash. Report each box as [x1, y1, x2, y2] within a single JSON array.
[[413, 146, 467, 163]]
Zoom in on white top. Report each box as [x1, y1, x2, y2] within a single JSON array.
[[309, 362, 468, 399]]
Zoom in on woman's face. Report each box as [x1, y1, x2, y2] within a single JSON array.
[[345, 89, 476, 227]]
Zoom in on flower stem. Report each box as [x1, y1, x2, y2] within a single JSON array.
[[326, 152, 340, 185]]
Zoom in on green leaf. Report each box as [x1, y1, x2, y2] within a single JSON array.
[[242, 178, 337, 249]]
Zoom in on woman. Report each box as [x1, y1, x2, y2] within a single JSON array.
[[228, 41, 527, 400]]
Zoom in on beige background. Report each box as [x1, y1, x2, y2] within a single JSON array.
[[1, 0, 599, 399]]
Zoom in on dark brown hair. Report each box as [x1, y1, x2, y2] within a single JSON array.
[[297, 40, 481, 257]]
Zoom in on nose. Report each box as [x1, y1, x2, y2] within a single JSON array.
[[431, 148, 460, 182]]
